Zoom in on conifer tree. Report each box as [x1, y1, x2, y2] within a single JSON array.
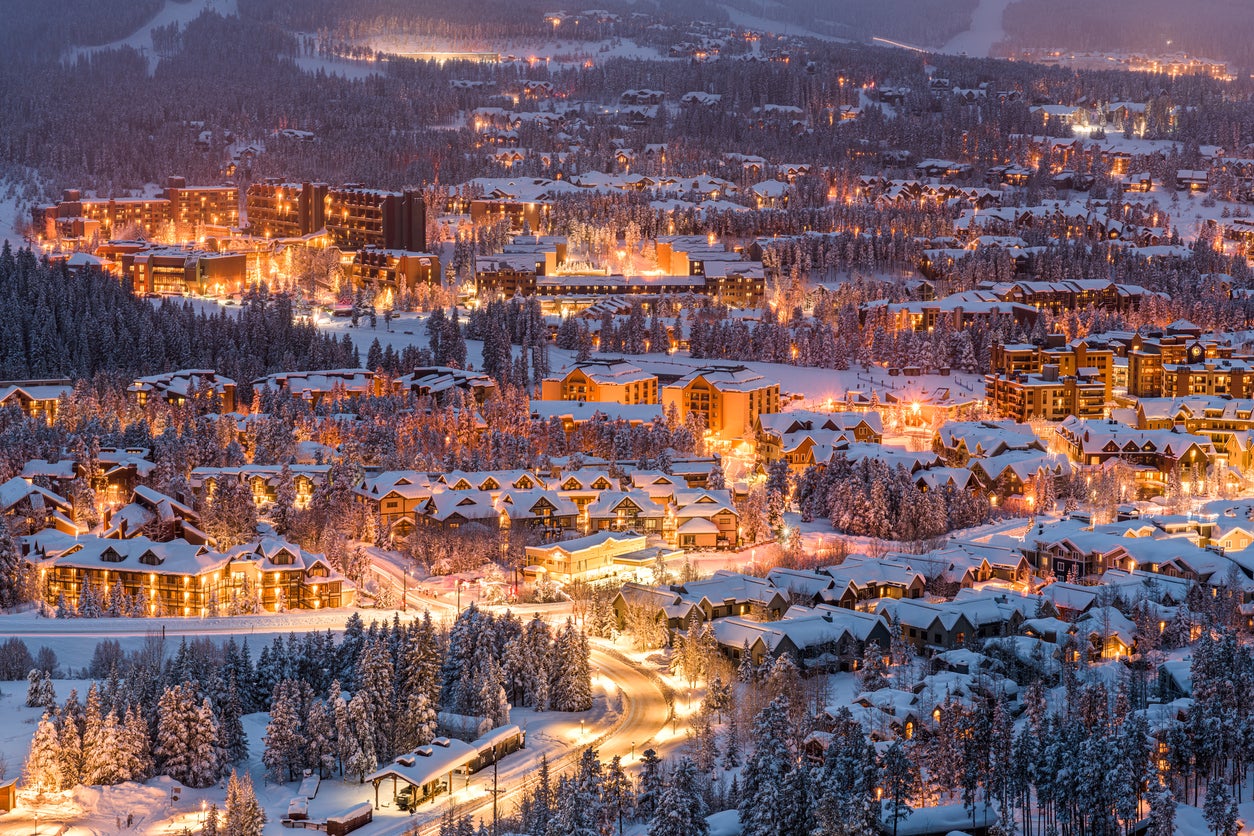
[[223, 769, 264, 836], [649, 757, 708, 836], [24, 713, 62, 794]]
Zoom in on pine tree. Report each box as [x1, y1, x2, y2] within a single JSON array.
[[203, 804, 220, 836], [0, 520, 26, 608], [155, 683, 222, 788], [1203, 781, 1238, 836], [82, 685, 122, 785], [24, 712, 62, 794], [345, 691, 378, 782], [763, 459, 791, 530], [223, 769, 265, 836], [305, 698, 338, 778], [220, 681, 249, 765], [354, 637, 396, 760], [649, 757, 708, 836], [881, 741, 916, 836], [857, 643, 890, 692], [551, 619, 592, 711], [636, 749, 664, 820], [121, 705, 154, 782], [394, 689, 437, 754], [57, 691, 84, 789], [263, 680, 305, 782], [1146, 775, 1175, 836], [739, 698, 805, 836], [603, 759, 634, 836]]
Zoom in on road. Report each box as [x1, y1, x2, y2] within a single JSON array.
[[383, 645, 671, 836]]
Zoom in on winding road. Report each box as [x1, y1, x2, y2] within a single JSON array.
[[380, 645, 671, 836]]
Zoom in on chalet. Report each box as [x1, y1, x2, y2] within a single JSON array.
[[876, 599, 978, 653], [355, 471, 439, 539], [0, 476, 76, 536], [128, 370, 237, 412], [420, 491, 499, 531], [495, 489, 579, 536], [102, 486, 207, 544], [226, 536, 355, 610], [585, 490, 666, 537], [0, 379, 74, 425]]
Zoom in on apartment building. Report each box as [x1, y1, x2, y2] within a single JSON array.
[[540, 360, 659, 405], [662, 365, 781, 441], [37, 176, 239, 242], [984, 367, 1107, 421], [245, 180, 426, 251]]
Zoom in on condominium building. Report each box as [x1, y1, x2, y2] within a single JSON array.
[[540, 360, 659, 405], [245, 180, 426, 251], [662, 365, 781, 441], [984, 366, 1106, 421], [37, 176, 239, 242]]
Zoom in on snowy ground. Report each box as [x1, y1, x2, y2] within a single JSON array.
[[713, 4, 854, 43], [67, 0, 240, 73], [938, 0, 1014, 57]]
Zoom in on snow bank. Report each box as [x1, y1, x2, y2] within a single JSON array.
[[707, 808, 742, 836]]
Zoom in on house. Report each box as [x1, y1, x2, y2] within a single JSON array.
[[128, 370, 237, 412], [253, 369, 384, 405], [523, 530, 650, 584], [191, 465, 328, 510], [673, 491, 740, 549], [226, 536, 355, 610], [495, 489, 579, 536], [876, 599, 978, 653], [23, 531, 233, 617], [355, 471, 440, 539], [0, 380, 74, 425], [585, 490, 667, 537], [102, 486, 207, 544], [395, 367, 497, 405], [0, 476, 76, 536]]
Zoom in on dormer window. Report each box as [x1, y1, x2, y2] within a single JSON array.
[[138, 550, 163, 566], [101, 548, 124, 563]]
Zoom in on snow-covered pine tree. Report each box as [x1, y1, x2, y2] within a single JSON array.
[[120, 705, 154, 782], [344, 690, 378, 782], [223, 769, 265, 836], [81, 685, 122, 785], [648, 756, 708, 836], [155, 682, 222, 788], [881, 741, 917, 836], [394, 690, 437, 754], [354, 637, 396, 760], [738, 697, 807, 836], [0, 520, 26, 608], [550, 619, 592, 711], [263, 679, 305, 782], [57, 691, 84, 788], [203, 804, 220, 836], [24, 712, 62, 793], [636, 749, 664, 820], [304, 697, 338, 779]]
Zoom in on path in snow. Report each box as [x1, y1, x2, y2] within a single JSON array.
[[939, 0, 1015, 57]]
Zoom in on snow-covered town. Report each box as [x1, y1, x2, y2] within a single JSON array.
[[3, 1, 1254, 836]]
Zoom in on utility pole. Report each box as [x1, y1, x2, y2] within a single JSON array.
[[490, 743, 504, 836]]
